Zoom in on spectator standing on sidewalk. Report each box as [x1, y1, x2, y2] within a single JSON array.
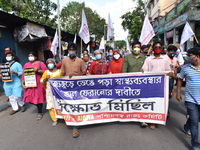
[[176, 47, 200, 150]]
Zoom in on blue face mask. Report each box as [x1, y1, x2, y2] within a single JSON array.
[[47, 63, 55, 69], [108, 52, 113, 56], [95, 54, 102, 60]]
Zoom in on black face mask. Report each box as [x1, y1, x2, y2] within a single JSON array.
[[144, 51, 148, 55], [169, 53, 176, 58]]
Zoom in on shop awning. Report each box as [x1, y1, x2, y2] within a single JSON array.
[[13, 22, 48, 42]]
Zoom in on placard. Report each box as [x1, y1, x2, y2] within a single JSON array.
[[24, 68, 37, 87], [0, 63, 12, 82]]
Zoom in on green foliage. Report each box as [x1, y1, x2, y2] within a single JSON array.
[[0, 0, 106, 41], [115, 40, 126, 50], [0, 0, 57, 28], [121, 0, 145, 40], [60, 1, 106, 41]]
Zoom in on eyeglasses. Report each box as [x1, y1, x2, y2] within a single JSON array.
[[154, 46, 162, 49]]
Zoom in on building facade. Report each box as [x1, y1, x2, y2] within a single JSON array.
[[147, 0, 200, 50]]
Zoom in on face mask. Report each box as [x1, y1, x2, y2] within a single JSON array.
[[28, 56, 35, 62], [184, 56, 196, 64], [108, 53, 113, 56], [169, 52, 176, 58], [83, 58, 89, 62], [68, 52, 76, 57], [132, 48, 140, 54], [92, 56, 96, 60], [154, 49, 162, 54], [95, 54, 102, 60], [162, 51, 167, 54], [47, 63, 55, 69], [6, 56, 12, 62], [114, 54, 120, 60], [144, 51, 148, 55]]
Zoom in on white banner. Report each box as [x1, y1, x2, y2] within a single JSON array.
[[79, 9, 90, 44], [180, 22, 194, 52], [50, 72, 169, 126], [50, 29, 58, 56], [99, 36, 105, 50], [107, 13, 114, 41], [73, 34, 77, 44], [139, 15, 155, 45]]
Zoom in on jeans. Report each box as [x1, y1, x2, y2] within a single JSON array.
[[185, 101, 200, 147]]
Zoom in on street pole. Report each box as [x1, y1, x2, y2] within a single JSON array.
[[57, 0, 62, 61], [104, 24, 107, 54]]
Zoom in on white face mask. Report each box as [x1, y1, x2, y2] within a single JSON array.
[[28, 56, 35, 62], [113, 54, 120, 60], [6, 56, 12, 62]]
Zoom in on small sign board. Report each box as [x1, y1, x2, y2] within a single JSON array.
[[0, 63, 12, 82], [24, 68, 37, 87]]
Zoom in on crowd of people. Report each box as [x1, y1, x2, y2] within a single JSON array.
[[1, 42, 200, 149]]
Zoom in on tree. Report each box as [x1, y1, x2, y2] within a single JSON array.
[[60, 1, 106, 42], [121, 0, 145, 40], [115, 40, 126, 50], [0, 0, 57, 28]]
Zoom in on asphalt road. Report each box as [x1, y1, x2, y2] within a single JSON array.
[[0, 87, 193, 150]]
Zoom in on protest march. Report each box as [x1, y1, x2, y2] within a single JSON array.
[[1, 1, 200, 149]]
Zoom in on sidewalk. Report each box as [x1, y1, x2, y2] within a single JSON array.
[[0, 92, 10, 112]]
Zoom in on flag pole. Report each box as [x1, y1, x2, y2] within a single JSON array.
[[194, 34, 199, 43], [57, 0, 62, 61], [81, 38, 83, 57]]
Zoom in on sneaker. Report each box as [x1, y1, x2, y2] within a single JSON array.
[[9, 110, 18, 115], [183, 125, 191, 137], [21, 105, 26, 112], [52, 121, 58, 127], [140, 122, 148, 128]]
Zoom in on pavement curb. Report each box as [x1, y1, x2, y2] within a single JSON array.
[[0, 102, 10, 112]]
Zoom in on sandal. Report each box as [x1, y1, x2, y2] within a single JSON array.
[[72, 129, 79, 138], [149, 123, 156, 130], [36, 113, 43, 121], [140, 122, 148, 128]]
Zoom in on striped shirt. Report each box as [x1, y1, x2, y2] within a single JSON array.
[[178, 64, 200, 104]]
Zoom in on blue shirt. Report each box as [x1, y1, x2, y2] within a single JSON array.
[[3, 61, 23, 97], [178, 64, 200, 104]]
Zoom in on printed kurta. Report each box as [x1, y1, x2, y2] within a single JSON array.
[[40, 69, 62, 109]]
